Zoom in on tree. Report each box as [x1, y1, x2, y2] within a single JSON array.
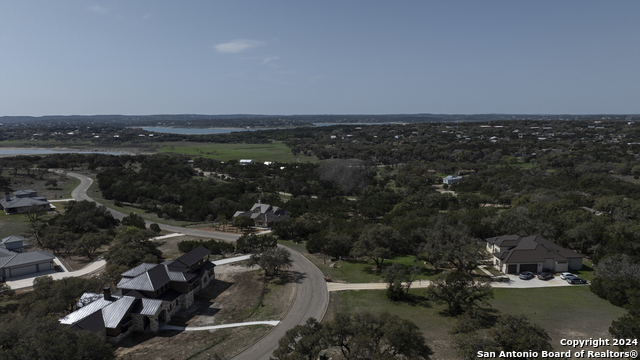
[[121, 212, 146, 229], [74, 232, 111, 259], [21, 276, 105, 317], [351, 224, 400, 269], [415, 217, 481, 273], [41, 226, 80, 255], [426, 271, 493, 317], [250, 247, 293, 277], [489, 315, 553, 355], [272, 318, 325, 360], [45, 178, 58, 189], [104, 228, 162, 270], [56, 200, 118, 233], [232, 215, 254, 231], [324, 232, 353, 259], [609, 296, 640, 349], [149, 223, 161, 234], [0, 283, 14, 297], [235, 233, 277, 253], [590, 254, 640, 307], [0, 315, 115, 360], [215, 214, 228, 231], [383, 262, 421, 301], [272, 312, 433, 360]]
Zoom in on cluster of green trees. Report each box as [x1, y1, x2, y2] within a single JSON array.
[[0, 275, 115, 359], [272, 312, 433, 360], [34, 200, 118, 258], [177, 238, 235, 254]]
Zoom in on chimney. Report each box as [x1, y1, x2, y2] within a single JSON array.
[[4, 193, 9, 202], [103, 287, 112, 301]]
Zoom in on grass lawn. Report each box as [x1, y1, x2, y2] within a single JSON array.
[[156, 141, 318, 163], [490, 286, 625, 350], [278, 240, 438, 283], [327, 286, 626, 359], [0, 212, 30, 239]]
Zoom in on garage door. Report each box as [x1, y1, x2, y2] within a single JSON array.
[[519, 264, 538, 273], [9, 265, 37, 278], [507, 264, 518, 274]]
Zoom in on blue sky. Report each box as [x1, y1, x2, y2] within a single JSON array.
[[1, 1, 639, 116]]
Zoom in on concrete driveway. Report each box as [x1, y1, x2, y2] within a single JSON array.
[[327, 275, 582, 292]]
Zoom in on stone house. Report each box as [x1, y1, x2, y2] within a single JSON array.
[[60, 246, 215, 343], [233, 202, 291, 227]]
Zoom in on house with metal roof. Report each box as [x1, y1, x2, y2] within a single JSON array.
[[442, 175, 463, 185], [0, 249, 55, 280], [486, 234, 584, 274], [60, 246, 216, 342], [0, 190, 51, 215], [233, 202, 291, 227], [1, 235, 27, 252]]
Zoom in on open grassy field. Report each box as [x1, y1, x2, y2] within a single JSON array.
[[157, 141, 318, 163], [327, 286, 626, 360]]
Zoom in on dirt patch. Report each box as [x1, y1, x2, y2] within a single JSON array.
[[115, 264, 296, 359], [154, 235, 204, 260], [56, 254, 94, 272]]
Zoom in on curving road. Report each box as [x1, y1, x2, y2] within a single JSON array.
[[66, 171, 329, 360]]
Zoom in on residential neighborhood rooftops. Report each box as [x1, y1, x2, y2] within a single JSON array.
[[0, 250, 55, 269]]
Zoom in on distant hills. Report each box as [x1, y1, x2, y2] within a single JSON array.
[[1, 113, 638, 127]]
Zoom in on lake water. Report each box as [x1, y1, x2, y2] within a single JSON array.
[[141, 127, 255, 135], [142, 123, 392, 134], [0, 149, 122, 156]]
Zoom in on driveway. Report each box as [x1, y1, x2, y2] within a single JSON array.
[[327, 275, 577, 292]]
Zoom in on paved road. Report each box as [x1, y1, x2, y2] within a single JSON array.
[[66, 171, 329, 360]]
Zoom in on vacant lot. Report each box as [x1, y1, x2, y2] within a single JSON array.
[[327, 286, 625, 360], [2, 169, 79, 200], [157, 141, 317, 163], [116, 264, 296, 360], [279, 240, 441, 283]]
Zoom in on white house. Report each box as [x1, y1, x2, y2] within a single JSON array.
[[442, 175, 462, 185]]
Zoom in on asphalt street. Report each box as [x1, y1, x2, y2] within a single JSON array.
[[66, 171, 329, 360]]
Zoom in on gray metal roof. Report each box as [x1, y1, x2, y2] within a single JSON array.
[[0, 249, 15, 258], [121, 263, 158, 278], [134, 298, 164, 316], [69, 309, 105, 335], [0, 250, 55, 269], [118, 263, 170, 291], [0, 197, 50, 210], [59, 297, 113, 325], [102, 296, 137, 328], [492, 234, 585, 264], [172, 246, 211, 268], [1, 236, 24, 244], [13, 190, 37, 197]]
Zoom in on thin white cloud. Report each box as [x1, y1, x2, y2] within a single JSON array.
[[88, 5, 109, 14], [142, 13, 153, 20], [214, 39, 266, 54], [261, 56, 279, 64]]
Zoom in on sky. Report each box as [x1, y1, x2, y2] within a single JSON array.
[[1, 1, 639, 116]]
